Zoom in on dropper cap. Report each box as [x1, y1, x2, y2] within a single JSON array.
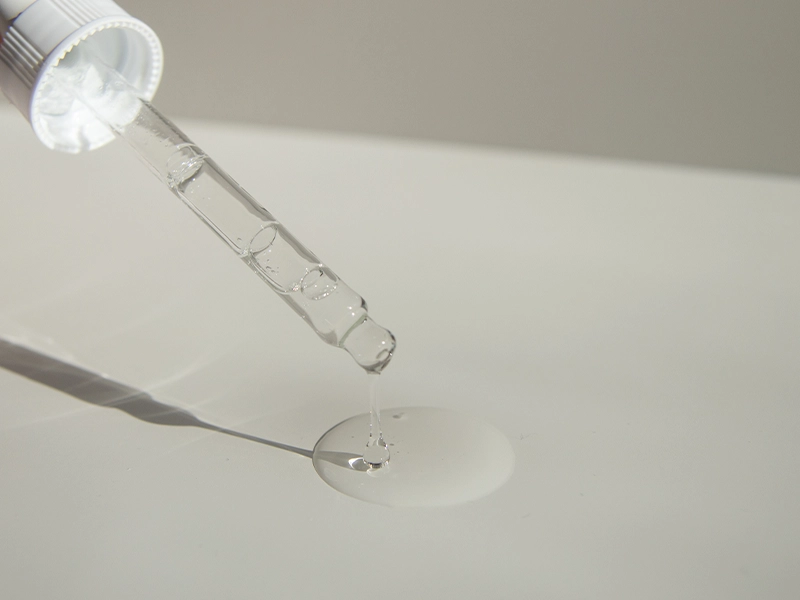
[[0, 0, 162, 152]]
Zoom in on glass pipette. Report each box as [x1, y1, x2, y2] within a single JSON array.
[[47, 42, 395, 373]]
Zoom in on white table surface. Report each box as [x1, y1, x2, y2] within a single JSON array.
[[1, 106, 799, 599]]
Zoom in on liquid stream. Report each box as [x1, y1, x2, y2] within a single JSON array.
[[363, 373, 390, 468]]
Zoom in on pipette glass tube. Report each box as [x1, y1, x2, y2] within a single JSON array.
[[48, 43, 394, 373]]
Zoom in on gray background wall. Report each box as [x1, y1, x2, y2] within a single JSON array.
[[16, 1, 800, 175]]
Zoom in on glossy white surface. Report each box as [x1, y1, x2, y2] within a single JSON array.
[[1, 107, 799, 598]]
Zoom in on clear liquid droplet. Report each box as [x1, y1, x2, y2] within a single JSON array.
[[363, 437, 390, 468]]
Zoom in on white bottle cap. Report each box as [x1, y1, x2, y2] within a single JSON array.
[[0, 0, 162, 152]]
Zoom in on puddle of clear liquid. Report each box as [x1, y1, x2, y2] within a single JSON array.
[[312, 406, 515, 507]]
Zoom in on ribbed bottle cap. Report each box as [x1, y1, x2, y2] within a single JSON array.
[[0, 0, 162, 152]]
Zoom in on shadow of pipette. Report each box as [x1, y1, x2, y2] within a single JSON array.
[[0, 337, 316, 458]]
